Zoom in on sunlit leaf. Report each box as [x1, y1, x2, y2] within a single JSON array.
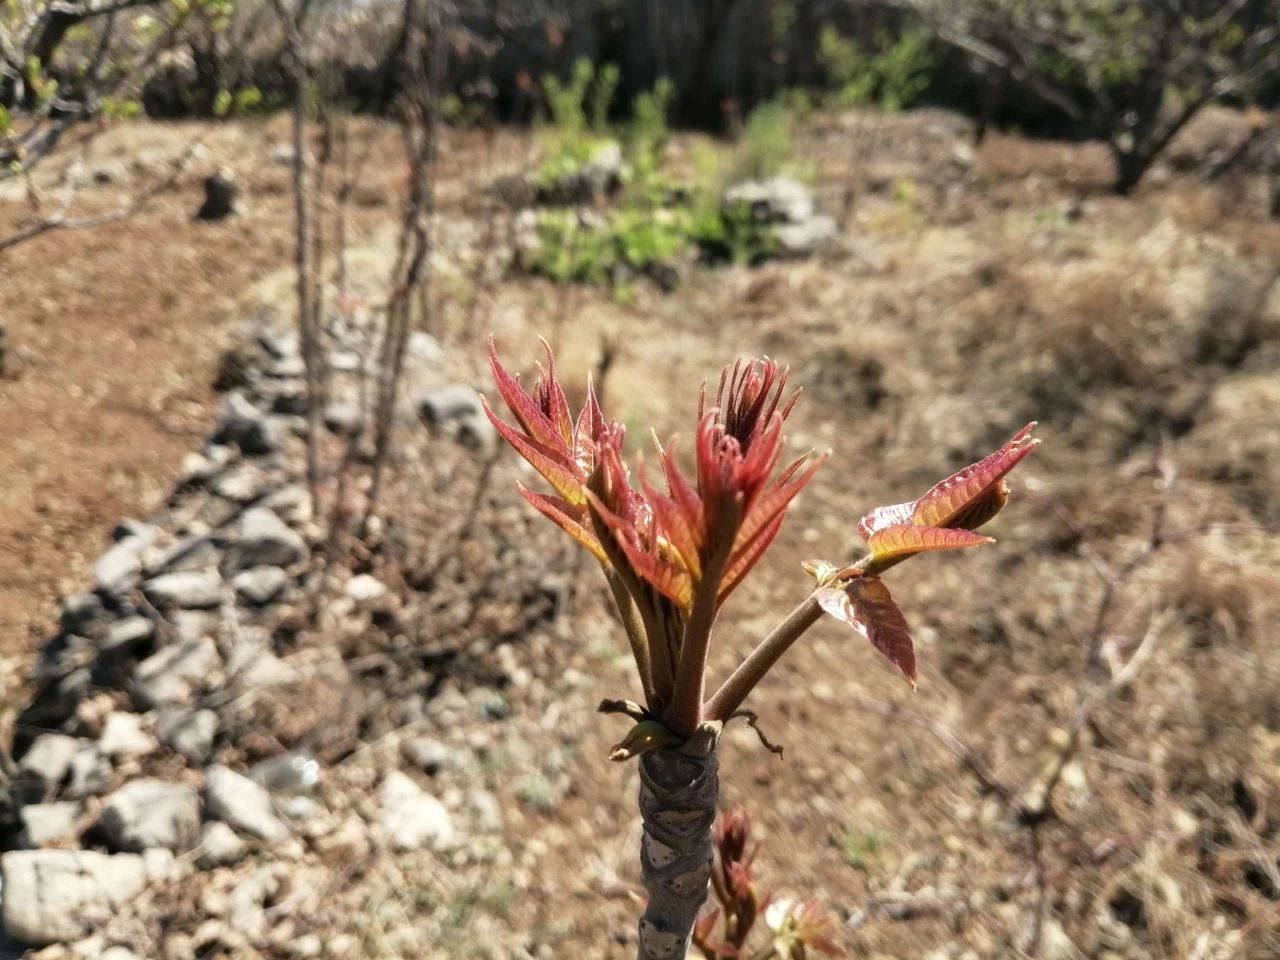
[[816, 577, 916, 685], [866, 523, 992, 565], [518, 486, 606, 562], [912, 423, 1038, 530], [483, 398, 585, 504]]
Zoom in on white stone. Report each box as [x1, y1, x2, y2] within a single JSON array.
[[1, 850, 147, 945], [232, 508, 306, 570], [98, 779, 200, 853], [155, 708, 218, 763], [18, 803, 80, 847], [343, 574, 386, 603], [142, 570, 223, 609], [204, 766, 289, 842], [231, 566, 289, 606], [19, 735, 79, 787], [133, 637, 221, 708], [378, 771, 453, 852], [98, 713, 156, 759], [195, 822, 246, 868]]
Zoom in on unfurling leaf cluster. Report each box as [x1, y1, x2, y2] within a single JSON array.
[[486, 337, 1039, 755]]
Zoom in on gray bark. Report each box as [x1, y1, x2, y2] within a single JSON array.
[[636, 745, 719, 960]]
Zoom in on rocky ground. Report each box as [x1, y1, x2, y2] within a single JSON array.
[[1, 106, 1278, 959]]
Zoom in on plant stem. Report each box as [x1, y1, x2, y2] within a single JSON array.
[[703, 592, 823, 722], [605, 565, 656, 706], [636, 746, 719, 960]]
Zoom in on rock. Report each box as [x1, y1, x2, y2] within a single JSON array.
[[454, 411, 496, 452], [1, 850, 148, 945], [64, 745, 112, 800], [214, 392, 279, 456], [133, 637, 221, 708], [406, 331, 442, 365], [534, 140, 626, 205], [58, 594, 107, 637], [230, 508, 306, 571], [195, 822, 246, 868], [229, 648, 299, 692], [257, 328, 297, 361], [149, 535, 220, 574], [98, 713, 156, 759], [92, 536, 148, 593], [231, 566, 289, 606], [98, 779, 200, 853], [18, 803, 80, 848], [268, 381, 309, 416], [101, 616, 153, 656], [19, 735, 79, 788], [205, 766, 289, 842], [401, 737, 453, 775], [343, 574, 386, 603], [470, 790, 504, 833], [141, 570, 222, 610], [196, 169, 240, 220], [166, 610, 217, 644], [155, 708, 218, 763], [377, 771, 453, 852], [725, 176, 815, 225], [210, 462, 268, 502], [322, 401, 362, 437], [416, 385, 482, 426], [774, 214, 838, 258], [249, 753, 320, 795]]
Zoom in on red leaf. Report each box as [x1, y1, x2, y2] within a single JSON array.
[[518, 486, 606, 562], [588, 490, 694, 612], [911, 423, 1039, 530], [644, 481, 703, 578], [717, 510, 786, 607], [535, 337, 574, 447], [866, 524, 993, 564], [487, 336, 569, 455], [856, 500, 916, 541], [816, 577, 916, 685], [482, 398, 585, 504]]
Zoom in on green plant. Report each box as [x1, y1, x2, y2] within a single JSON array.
[[526, 207, 691, 289], [535, 58, 620, 188], [731, 100, 797, 181], [688, 197, 777, 266], [838, 826, 888, 871], [623, 77, 677, 206], [819, 25, 935, 112], [485, 340, 1040, 958]]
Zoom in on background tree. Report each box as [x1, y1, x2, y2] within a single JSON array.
[[0, 0, 232, 252], [886, 0, 1280, 193]]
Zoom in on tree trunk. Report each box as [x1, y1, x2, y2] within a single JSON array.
[[1112, 147, 1150, 196], [636, 745, 719, 960]]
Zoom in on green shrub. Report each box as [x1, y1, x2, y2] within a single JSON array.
[[688, 197, 778, 265], [819, 25, 935, 111], [536, 58, 620, 188], [622, 78, 677, 206], [731, 100, 797, 181]]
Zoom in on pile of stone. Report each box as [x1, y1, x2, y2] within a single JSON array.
[[721, 177, 839, 260], [0, 314, 493, 957], [493, 141, 628, 208]]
